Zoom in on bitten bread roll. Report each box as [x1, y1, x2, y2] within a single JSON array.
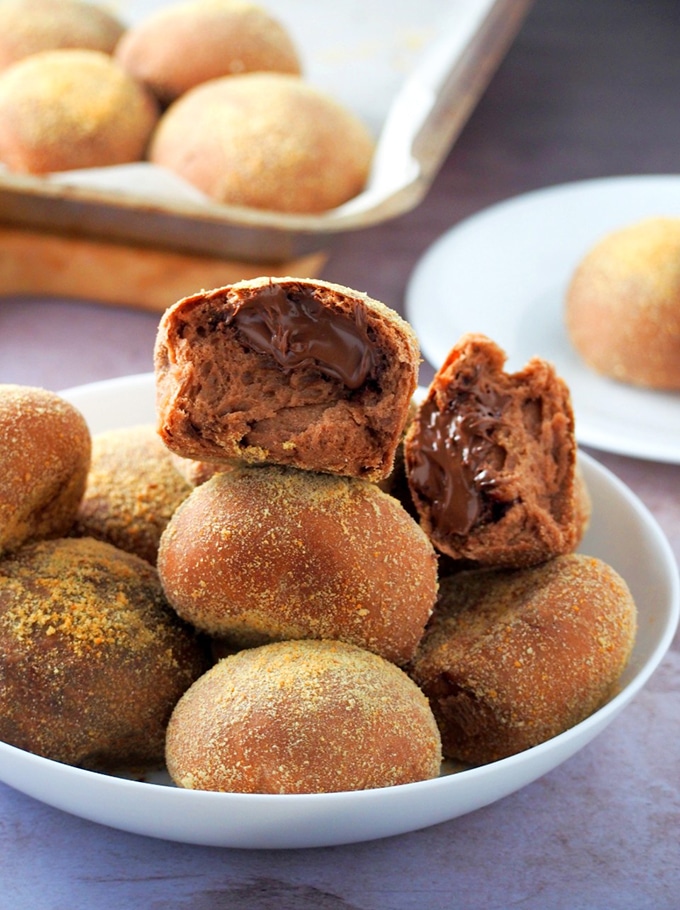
[[0, 0, 125, 71], [565, 217, 680, 390], [115, 0, 301, 106], [409, 554, 637, 765], [0, 49, 159, 174], [0, 537, 207, 770], [157, 464, 438, 665], [404, 334, 581, 568], [0, 384, 91, 556], [166, 639, 443, 793], [155, 277, 420, 482], [149, 72, 374, 213], [71, 424, 192, 564]]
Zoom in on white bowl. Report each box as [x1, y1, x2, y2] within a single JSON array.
[[0, 373, 676, 850]]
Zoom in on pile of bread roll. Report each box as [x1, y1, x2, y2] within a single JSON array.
[[0, 276, 638, 793], [0, 0, 374, 213]]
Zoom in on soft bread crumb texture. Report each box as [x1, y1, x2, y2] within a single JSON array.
[[0, 384, 91, 556], [0, 537, 206, 769], [157, 463, 438, 665], [565, 216, 680, 390], [166, 639, 443, 793], [409, 553, 637, 765], [154, 277, 420, 482]]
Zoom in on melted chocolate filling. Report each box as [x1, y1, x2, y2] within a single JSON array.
[[226, 284, 376, 390], [410, 377, 513, 536]]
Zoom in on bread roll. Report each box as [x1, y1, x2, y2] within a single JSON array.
[[565, 217, 680, 390], [154, 277, 420, 482], [405, 334, 581, 568], [71, 424, 192, 564], [0, 384, 91, 556], [115, 0, 301, 106], [409, 554, 637, 765], [0, 0, 125, 71], [157, 464, 438, 665], [0, 537, 207, 770], [149, 72, 374, 213], [0, 49, 159, 173], [166, 639, 442, 793]]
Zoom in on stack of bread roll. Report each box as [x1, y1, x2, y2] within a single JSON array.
[[153, 276, 444, 792], [0, 276, 637, 792], [152, 277, 636, 782]]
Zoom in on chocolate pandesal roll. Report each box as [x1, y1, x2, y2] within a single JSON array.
[[157, 463, 438, 665], [148, 72, 374, 213], [0, 0, 125, 71], [0, 48, 159, 174], [166, 639, 443, 794], [115, 0, 301, 106], [0, 384, 91, 556], [565, 216, 680, 390], [72, 424, 193, 564], [404, 333, 581, 568], [154, 277, 420, 482], [408, 554, 637, 765], [0, 537, 207, 770]]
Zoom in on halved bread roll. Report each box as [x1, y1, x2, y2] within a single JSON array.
[[154, 277, 420, 482]]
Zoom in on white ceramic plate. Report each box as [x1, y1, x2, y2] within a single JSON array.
[[0, 373, 677, 850], [405, 174, 680, 463]]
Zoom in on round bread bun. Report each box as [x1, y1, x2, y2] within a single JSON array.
[[565, 216, 680, 390], [149, 72, 375, 213], [71, 424, 192, 565], [166, 639, 442, 793], [115, 0, 301, 106], [408, 554, 637, 765], [0, 537, 207, 770], [0, 0, 125, 71], [154, 277, 420, 482], [0, 48, 159, 174], [0, 384, 91, 556], [157, 464, 438, 665]]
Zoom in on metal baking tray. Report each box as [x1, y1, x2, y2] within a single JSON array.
[[0, 0, 533, 299]]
